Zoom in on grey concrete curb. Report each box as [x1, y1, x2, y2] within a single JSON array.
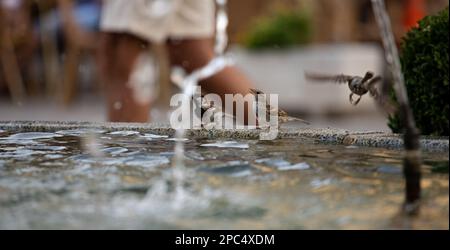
[[0, 121, 448, 153]]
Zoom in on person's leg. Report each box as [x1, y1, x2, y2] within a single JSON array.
[[167, 38, 256, 125], [167, 38, 253, 97], [98, 33, 151, 123]]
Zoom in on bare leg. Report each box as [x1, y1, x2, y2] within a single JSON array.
[[354, 96, 362, 105], [98, 33, 151, 123], [167, 38, 256, 124]]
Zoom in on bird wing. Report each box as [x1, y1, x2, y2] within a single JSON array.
[[366, 76, 382, 88], [305, 72, 354, 84], [370, 87, 398, 116]]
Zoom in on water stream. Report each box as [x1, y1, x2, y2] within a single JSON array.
[[168, 0, 234, 208]]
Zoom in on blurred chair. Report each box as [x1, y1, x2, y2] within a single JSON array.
[[35, 0, 61, 98], [37, 0, 101, 105], [58, 0, 100, 105], [0, 0, 28, 103]]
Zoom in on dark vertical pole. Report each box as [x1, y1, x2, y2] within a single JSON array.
[[371, 0, 422, 215]]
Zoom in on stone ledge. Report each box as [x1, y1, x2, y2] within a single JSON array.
[[0, 121, 448, 152]]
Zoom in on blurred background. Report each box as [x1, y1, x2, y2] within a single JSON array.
[[0, 0, 448, 131]]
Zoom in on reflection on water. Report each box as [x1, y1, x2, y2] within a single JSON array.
[[140, 133, 169, 140], [56, 129, 106, 136], [255, 158, 311, 171], [108, 131, 140, 136], [0, 129, 448, 229], [1, 132, 63, 140], [201, 141, 250, 149]]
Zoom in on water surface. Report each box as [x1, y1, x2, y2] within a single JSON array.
[[0, 129, 448, 229]]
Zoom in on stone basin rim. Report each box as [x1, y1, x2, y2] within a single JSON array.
[[0, 121, 448, 153]]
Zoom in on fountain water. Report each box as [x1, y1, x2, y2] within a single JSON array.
[[1, 1, 448, 230], [171, 0, 233, 169], [150, 0, 235, 206], [371, 0, 422, 215]]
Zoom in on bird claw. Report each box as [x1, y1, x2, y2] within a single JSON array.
[[349, 94, 361, 106]]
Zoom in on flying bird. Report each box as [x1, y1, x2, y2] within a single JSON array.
[[305, 71, 396, 114]]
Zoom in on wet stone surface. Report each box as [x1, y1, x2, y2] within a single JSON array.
[[0, 129, 448, 229]]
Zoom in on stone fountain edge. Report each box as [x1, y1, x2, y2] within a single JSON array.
[[0, 121, 448, 152]]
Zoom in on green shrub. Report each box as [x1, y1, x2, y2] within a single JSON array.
[[389, 8, 449, 136], [242, 9, 312, 50]]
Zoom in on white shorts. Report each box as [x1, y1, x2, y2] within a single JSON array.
[[100, 0, 215, 43]]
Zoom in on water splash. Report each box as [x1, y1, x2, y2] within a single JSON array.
[[147, 0, 235, 211], [127, 53, 158, 105], [81, 133, 104, 158], [171, 0, 233, 169], [215, 0, 229, 55]]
